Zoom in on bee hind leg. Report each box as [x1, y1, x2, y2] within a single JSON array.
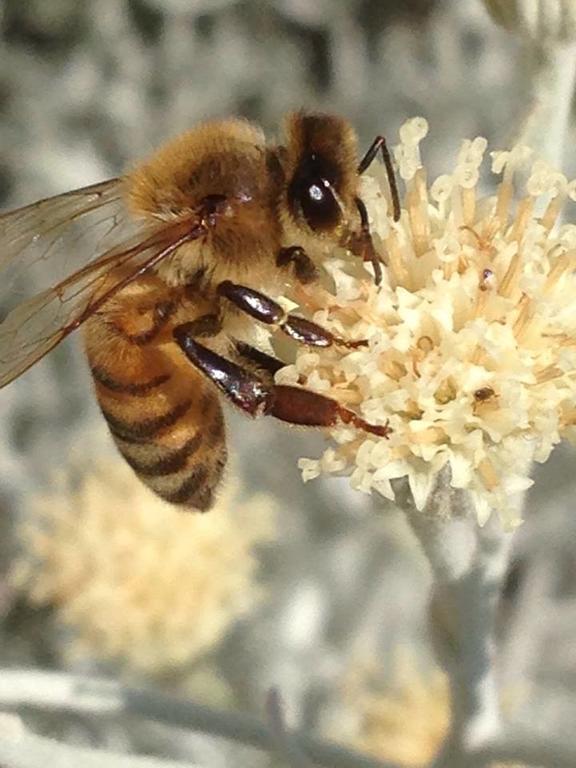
[[173, 326, 390, 437], [233, 340, 285, 376], [217, 281, 367, 350]]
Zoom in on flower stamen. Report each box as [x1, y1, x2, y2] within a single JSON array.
[[286, 119, 576, 526]]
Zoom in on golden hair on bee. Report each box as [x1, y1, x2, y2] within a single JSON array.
[[127, 118, 282, 289], [0, 110, 399, 511], [127, 118, 267, 219]]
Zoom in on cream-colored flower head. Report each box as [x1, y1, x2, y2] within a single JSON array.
[[11, 459, 275, 673], [329, 654, 450, 767], [279, 118, 576, 528], [328, 653, 523, 768]]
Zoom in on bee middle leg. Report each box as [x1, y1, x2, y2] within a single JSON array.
[[217, 280, 367, 350], [173, 326, 390, 437]]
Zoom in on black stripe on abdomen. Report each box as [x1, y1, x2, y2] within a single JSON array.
[[91, 365, 170, 396], [119, 433, 202, 477], [161, 466, 209, 506], [102, 399, 192, 443]]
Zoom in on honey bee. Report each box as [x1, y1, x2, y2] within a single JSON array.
[[0, 112, 398, 510]]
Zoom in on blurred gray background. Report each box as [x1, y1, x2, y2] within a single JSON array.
[[1, 1, 576, 766]]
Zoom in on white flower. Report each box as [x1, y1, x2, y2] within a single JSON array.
[[286, 118, 576, 528]]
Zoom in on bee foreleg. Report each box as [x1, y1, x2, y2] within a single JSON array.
[[351, 196, 383, 286], [173, 326, 390, 437], [217, 281, 367, 350], [358, 134, 401, 222], [276, 246, 318, 284]]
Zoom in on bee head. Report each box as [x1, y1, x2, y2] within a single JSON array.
[[281, 112, 360, 241]]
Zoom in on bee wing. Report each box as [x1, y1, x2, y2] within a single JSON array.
[[0, 179, 128, 273], [0, 179, 200, 387]]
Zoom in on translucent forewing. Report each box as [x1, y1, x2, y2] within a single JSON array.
[[0, 179, 199, 387]]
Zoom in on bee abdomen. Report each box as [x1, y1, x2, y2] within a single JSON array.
[[161, 465, 210, 505], [91, 365, 171, 396], [113, 428, 225, 511], [98, 385, 226, 511], [101, 399, 193, 443], [119, 433, 202, 476], [85, 310, 227, 511]]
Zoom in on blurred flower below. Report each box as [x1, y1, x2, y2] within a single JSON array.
[[11, 456, 276, 675], [327, 651, 523, 768]]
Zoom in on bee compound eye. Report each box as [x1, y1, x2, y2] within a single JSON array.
[[288, 155, 341, 232]]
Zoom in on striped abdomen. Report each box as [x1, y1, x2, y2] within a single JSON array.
[[83, 286, 226, 511]]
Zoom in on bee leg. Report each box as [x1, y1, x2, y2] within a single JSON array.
[[178, 313, 222, 338], [233, 340, 285, 376], [217, 281, 367, 350], [358, 134, 401, 222], [173, 327, 391, 437], [266, 384, 391, 437], [352, 196, 383, 286], [276, 246, 319, 284]]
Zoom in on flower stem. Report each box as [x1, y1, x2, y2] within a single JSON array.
[[0, 669, 396, 768], [395, 472, 518, 765], [0, 713, 203, 768]]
